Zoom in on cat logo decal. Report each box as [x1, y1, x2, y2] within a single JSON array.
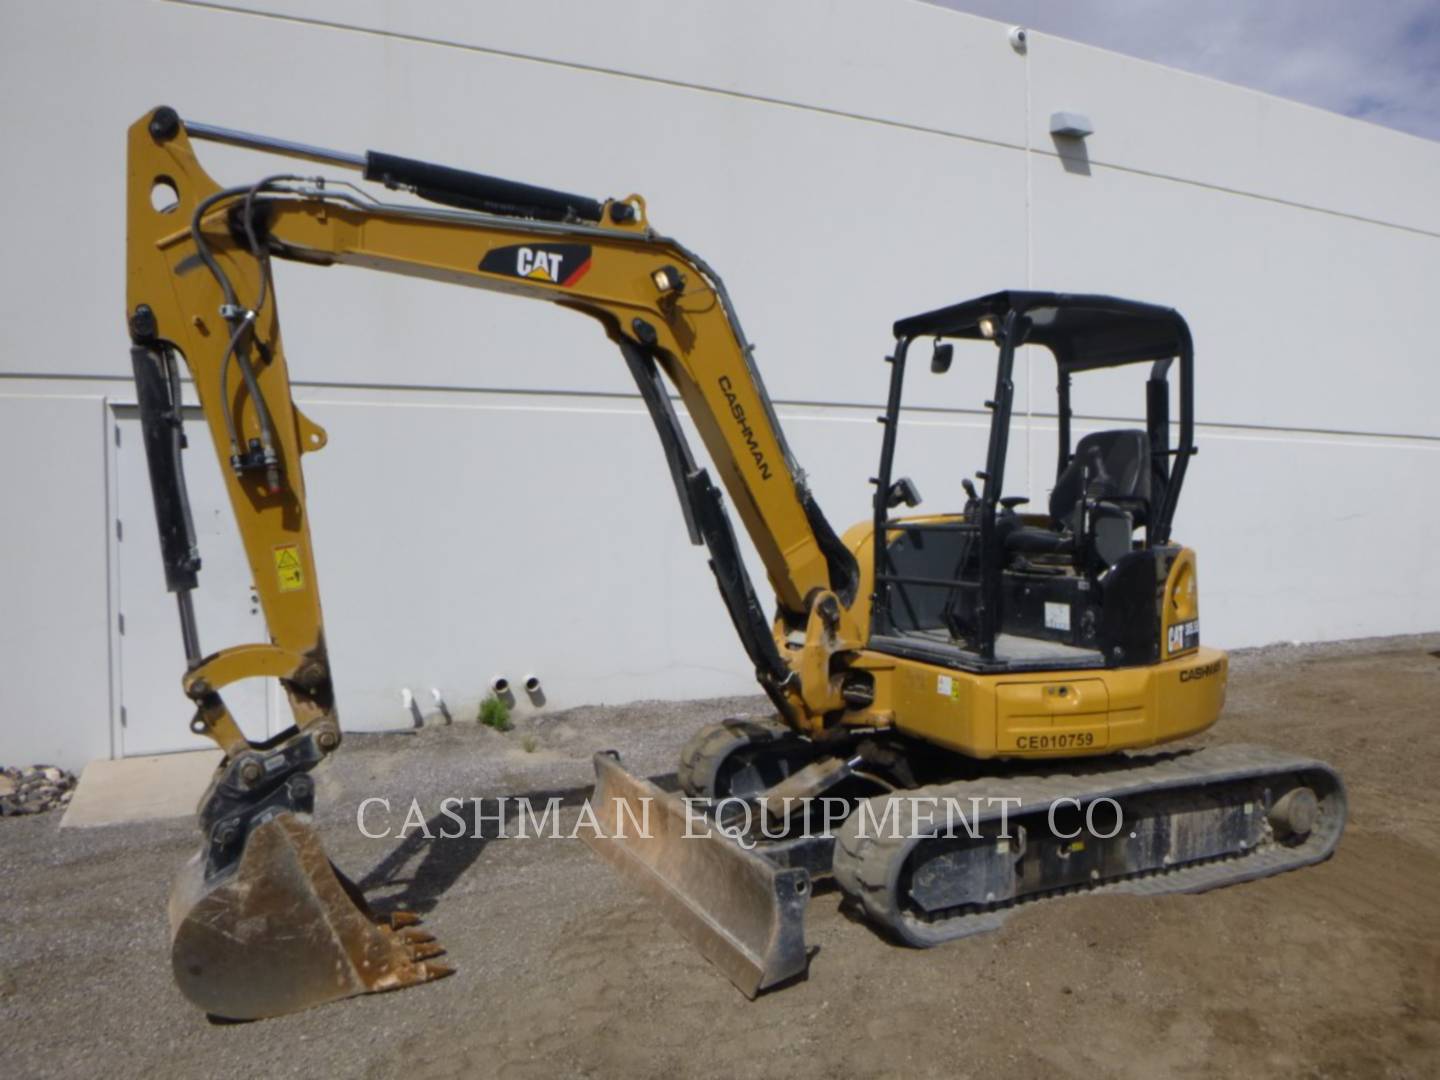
[[479, 243, 592, 286]]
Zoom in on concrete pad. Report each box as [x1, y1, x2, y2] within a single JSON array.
[[61, 750, 222, 828]]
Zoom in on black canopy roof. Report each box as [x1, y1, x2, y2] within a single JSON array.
[[892, 291, 1191, 372]]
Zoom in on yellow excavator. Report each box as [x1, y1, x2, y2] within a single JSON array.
[[124, 107, 1346, 1019]]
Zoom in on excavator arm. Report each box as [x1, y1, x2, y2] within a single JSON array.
[[125, 107, 853, 1017], [130, 108, 858, 734]]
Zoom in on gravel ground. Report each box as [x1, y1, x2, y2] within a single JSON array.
[[1, 635, 1438, 1079]]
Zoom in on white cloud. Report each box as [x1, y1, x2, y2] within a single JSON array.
[[926, 0, 1440, 141]]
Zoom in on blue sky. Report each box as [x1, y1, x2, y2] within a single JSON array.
[[928, 0, 1440, 141]]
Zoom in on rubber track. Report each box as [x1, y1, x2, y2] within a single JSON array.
[[677, 718, 790, 799], [832, 743, 1347, 946]]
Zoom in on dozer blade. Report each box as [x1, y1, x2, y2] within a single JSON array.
[[169, 812, 452, 1020], [583, 751, 810, 998]]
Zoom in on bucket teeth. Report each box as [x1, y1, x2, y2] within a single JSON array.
[[380, 921, 448, 968], [406, 941, 448, 962], [384, 957, 454, 989], [387, 911, 423, 928]]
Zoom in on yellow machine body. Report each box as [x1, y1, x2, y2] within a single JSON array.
[[829, 527, 1223, 757]]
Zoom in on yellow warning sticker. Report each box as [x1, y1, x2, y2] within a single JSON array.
[[273, 544, 305, 592]]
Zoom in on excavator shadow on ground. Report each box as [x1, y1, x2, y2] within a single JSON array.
[[354, 780, 628, 915]]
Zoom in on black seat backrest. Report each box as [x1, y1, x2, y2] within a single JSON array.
[[1048, 429, 1151, 532]]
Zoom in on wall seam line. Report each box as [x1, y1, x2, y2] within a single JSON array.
[[162, 0, 1440, 240], [9, 375, 1438, 445]]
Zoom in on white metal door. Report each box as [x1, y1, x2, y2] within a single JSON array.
[[114, 408, 276, 755]]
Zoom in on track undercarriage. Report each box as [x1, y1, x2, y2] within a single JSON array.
[[588, 719, 1347, 994]]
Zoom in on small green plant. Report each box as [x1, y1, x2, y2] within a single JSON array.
[[478, 693, 512, 732], [521, 735, 538, 754]]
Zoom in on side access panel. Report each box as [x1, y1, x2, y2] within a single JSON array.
[[881, 645, 1227, 758]]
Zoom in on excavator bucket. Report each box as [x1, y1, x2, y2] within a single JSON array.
[[168, 812, 452, 1020], [583, 752, 810, 998]]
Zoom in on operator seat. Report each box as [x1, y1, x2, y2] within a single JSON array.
[[1004, 429, 1151, 566]]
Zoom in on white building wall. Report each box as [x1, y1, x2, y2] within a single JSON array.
[[1, 0, 1436, 767]]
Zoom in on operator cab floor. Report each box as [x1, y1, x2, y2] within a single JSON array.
[[868, 629, 1106, 673]]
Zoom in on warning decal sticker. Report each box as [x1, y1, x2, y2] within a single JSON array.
[[273, 544, 305, 593]]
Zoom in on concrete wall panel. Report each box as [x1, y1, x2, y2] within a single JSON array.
[[0, 395, 113, 766]]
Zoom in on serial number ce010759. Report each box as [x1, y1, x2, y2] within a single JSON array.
[[1013, 731, 1097, 750]]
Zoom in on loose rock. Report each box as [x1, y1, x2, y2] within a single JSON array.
[[0, 764, 78, 816]]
